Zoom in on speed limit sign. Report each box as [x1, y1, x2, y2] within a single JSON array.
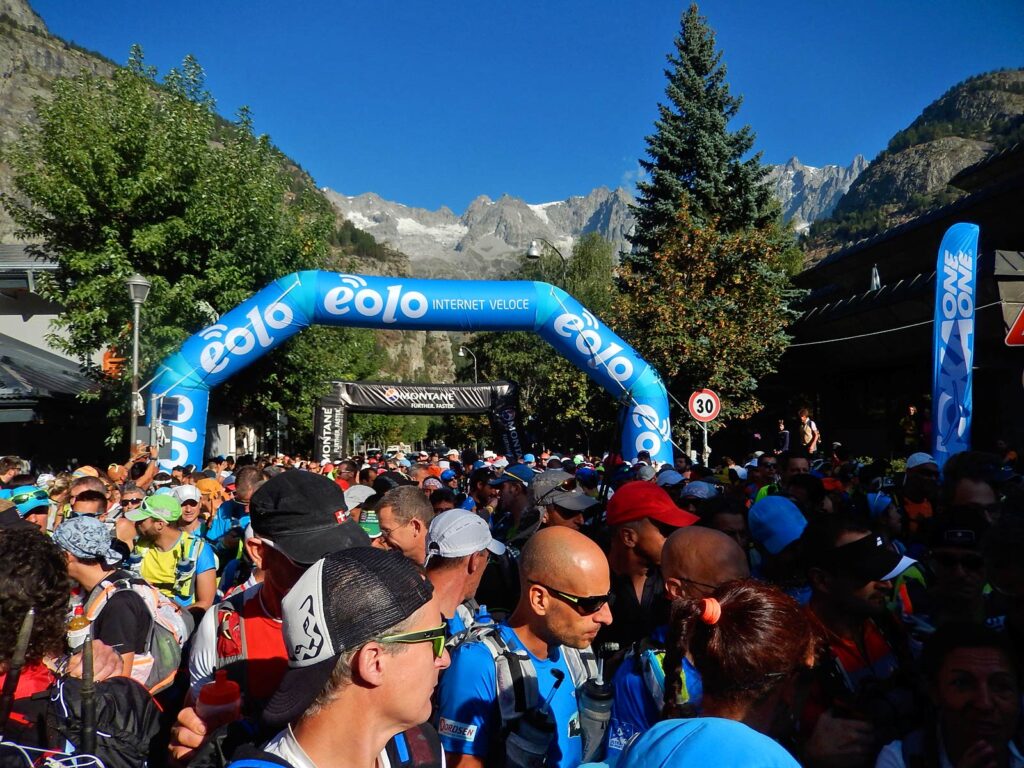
[[688, 389, 721, 423]]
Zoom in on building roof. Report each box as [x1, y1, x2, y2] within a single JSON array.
[[0, 332, 93, 401]]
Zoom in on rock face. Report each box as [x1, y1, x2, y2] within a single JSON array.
[[808, 68, 1024, 256], [324, 186, 636, 278], [0, 5, 115, 240], [766, 155, 866, 233]]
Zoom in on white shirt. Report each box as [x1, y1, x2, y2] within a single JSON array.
[[264, 724, 446, 768]]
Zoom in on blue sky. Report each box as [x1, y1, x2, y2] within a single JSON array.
[[33, 1, 1024, 213]]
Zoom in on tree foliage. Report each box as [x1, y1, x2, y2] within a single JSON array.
[[627, 4, 776, 268], [1, 46, 378, 449], [617, 202, 797, 423]]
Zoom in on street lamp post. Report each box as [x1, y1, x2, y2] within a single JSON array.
[[126, 273, 151, 449], [458, 346, 478, 383], [526, 238, 568, 289]]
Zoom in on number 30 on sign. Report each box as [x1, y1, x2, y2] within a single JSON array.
[[688, 389, 721, 423]]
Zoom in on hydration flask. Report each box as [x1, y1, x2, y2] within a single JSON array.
[[196, 669, 242, 729], [579, 643, 618, 762], [173, 557, 195, 597], [66, 605, 91, 653], [506, 669, 563, 768]]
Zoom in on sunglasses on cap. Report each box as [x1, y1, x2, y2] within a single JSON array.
[[378, 624, 448, 659], [536, 478, 577, 505], [12, 489, 49, 505], [531, 581, 614, 615]]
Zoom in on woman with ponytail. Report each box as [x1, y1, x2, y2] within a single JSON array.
[[617, 579, 819, 767]]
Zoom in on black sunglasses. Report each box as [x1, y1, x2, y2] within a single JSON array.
[[531, 581, 613, 615], [122, 497, 144, 506], [932, 551, 985, 571]]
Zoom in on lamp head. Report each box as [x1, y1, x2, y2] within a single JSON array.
[[126, 273, 151, 305], [458, 347, 466, 358], [526, 240, 542, 259]]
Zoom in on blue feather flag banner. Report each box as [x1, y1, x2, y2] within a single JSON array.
[[931, 223, 980, 470]]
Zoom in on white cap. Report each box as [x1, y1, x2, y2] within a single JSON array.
[[426, 509, 506, 563], [171, 484, 201, 504], [482, 450, 497, 460]]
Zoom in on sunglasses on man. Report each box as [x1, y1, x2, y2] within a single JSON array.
[[377, 624, 449, 659], [531, 581, 614, 615]]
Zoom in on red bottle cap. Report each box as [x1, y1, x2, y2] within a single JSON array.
[[198, 669, 241, 706]]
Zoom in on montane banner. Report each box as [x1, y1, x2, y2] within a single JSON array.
[[312, 381, 523, 462], [150, 272, 671, 468], [931, 222, 980, 470]]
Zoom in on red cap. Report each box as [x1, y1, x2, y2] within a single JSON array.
[[606, 481, 699, 528]]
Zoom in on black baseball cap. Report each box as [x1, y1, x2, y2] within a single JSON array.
[[264, 547, 433, 725], [814, 532, 916, 584], [249, 471, 369, 564]]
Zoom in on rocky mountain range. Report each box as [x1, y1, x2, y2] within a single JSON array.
[[325, 154, 867, 276], [324, 186, 635, 278], [765, 155, 867, 233]]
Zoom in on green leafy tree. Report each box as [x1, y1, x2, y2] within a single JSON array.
[[627, 4, 776, 268], [617, 202, 797, 423], [1, 46, 376, 448]]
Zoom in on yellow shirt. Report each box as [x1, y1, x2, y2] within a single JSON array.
[[135, 531, 210, 607]]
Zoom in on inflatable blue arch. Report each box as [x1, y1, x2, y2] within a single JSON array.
[[150, 271, 673, 468]]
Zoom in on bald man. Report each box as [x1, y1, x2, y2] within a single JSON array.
[[605, 527, 750, 761], [436, 527, 613, 768]]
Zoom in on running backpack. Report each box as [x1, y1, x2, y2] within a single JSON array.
[[83, 576, 190, 694], [467, 624, 598, 727]]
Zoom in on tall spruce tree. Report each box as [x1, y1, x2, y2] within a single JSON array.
[[628, 4, 775, 267], [616, 4, 798, 428]]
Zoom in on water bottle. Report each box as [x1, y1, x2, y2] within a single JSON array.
[[173, 557, 195, 597], [579, 653, 615, 763], [475, 604, 494, 627], [506, 669, 562, 768], [196, 669, 242, 729], [126, 550, 143, 576], [66, 605, 91, 652]]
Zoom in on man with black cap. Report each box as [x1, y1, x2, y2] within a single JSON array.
[[801, 515, 919, 766], [169, 471, 370, 763], [227, 547, 449, 768]]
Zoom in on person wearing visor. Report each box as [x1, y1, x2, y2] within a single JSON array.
[[12, 484, 51, 532], [128, 493, 218, 612], [226, 547, 449, 768], [170, 472, 370, 764], [801, 516, 920, 767], [436, 527, 613, 768]]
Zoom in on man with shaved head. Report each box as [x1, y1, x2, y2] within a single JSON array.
[[436, 527, 613, 768], [604, 526, 750, 761]]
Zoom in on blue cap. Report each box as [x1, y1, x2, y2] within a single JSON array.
[[440, 469, 457, 482], [749, 496, 807, 555], [616, 718, 800, 768], [472, 460, 486, 470], [398, 458, 411, 468], [12, 485, 49, 517], [489, 464, 536, 488], [523, 453, 536, 463], [867, 492, 894, 519]]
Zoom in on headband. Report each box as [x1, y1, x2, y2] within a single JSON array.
[[701, 597, 722, 625]]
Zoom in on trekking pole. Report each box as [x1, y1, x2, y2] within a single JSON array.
[[0, 608, 34, 737], [78, 633, 96, 756]]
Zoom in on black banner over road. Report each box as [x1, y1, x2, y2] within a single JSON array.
[[313, 381, 522, 461]]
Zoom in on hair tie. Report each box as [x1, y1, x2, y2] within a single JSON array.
[[700, 597, 722, 625]]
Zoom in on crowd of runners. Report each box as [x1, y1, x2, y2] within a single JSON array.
[[0, 438, 1022, 768]]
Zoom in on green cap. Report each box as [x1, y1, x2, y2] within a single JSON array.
[[125, 494, 182, 523], [359, 508, 382, 539]]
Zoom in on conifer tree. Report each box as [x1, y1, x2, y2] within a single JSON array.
[[627, 4, 776, 266]]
